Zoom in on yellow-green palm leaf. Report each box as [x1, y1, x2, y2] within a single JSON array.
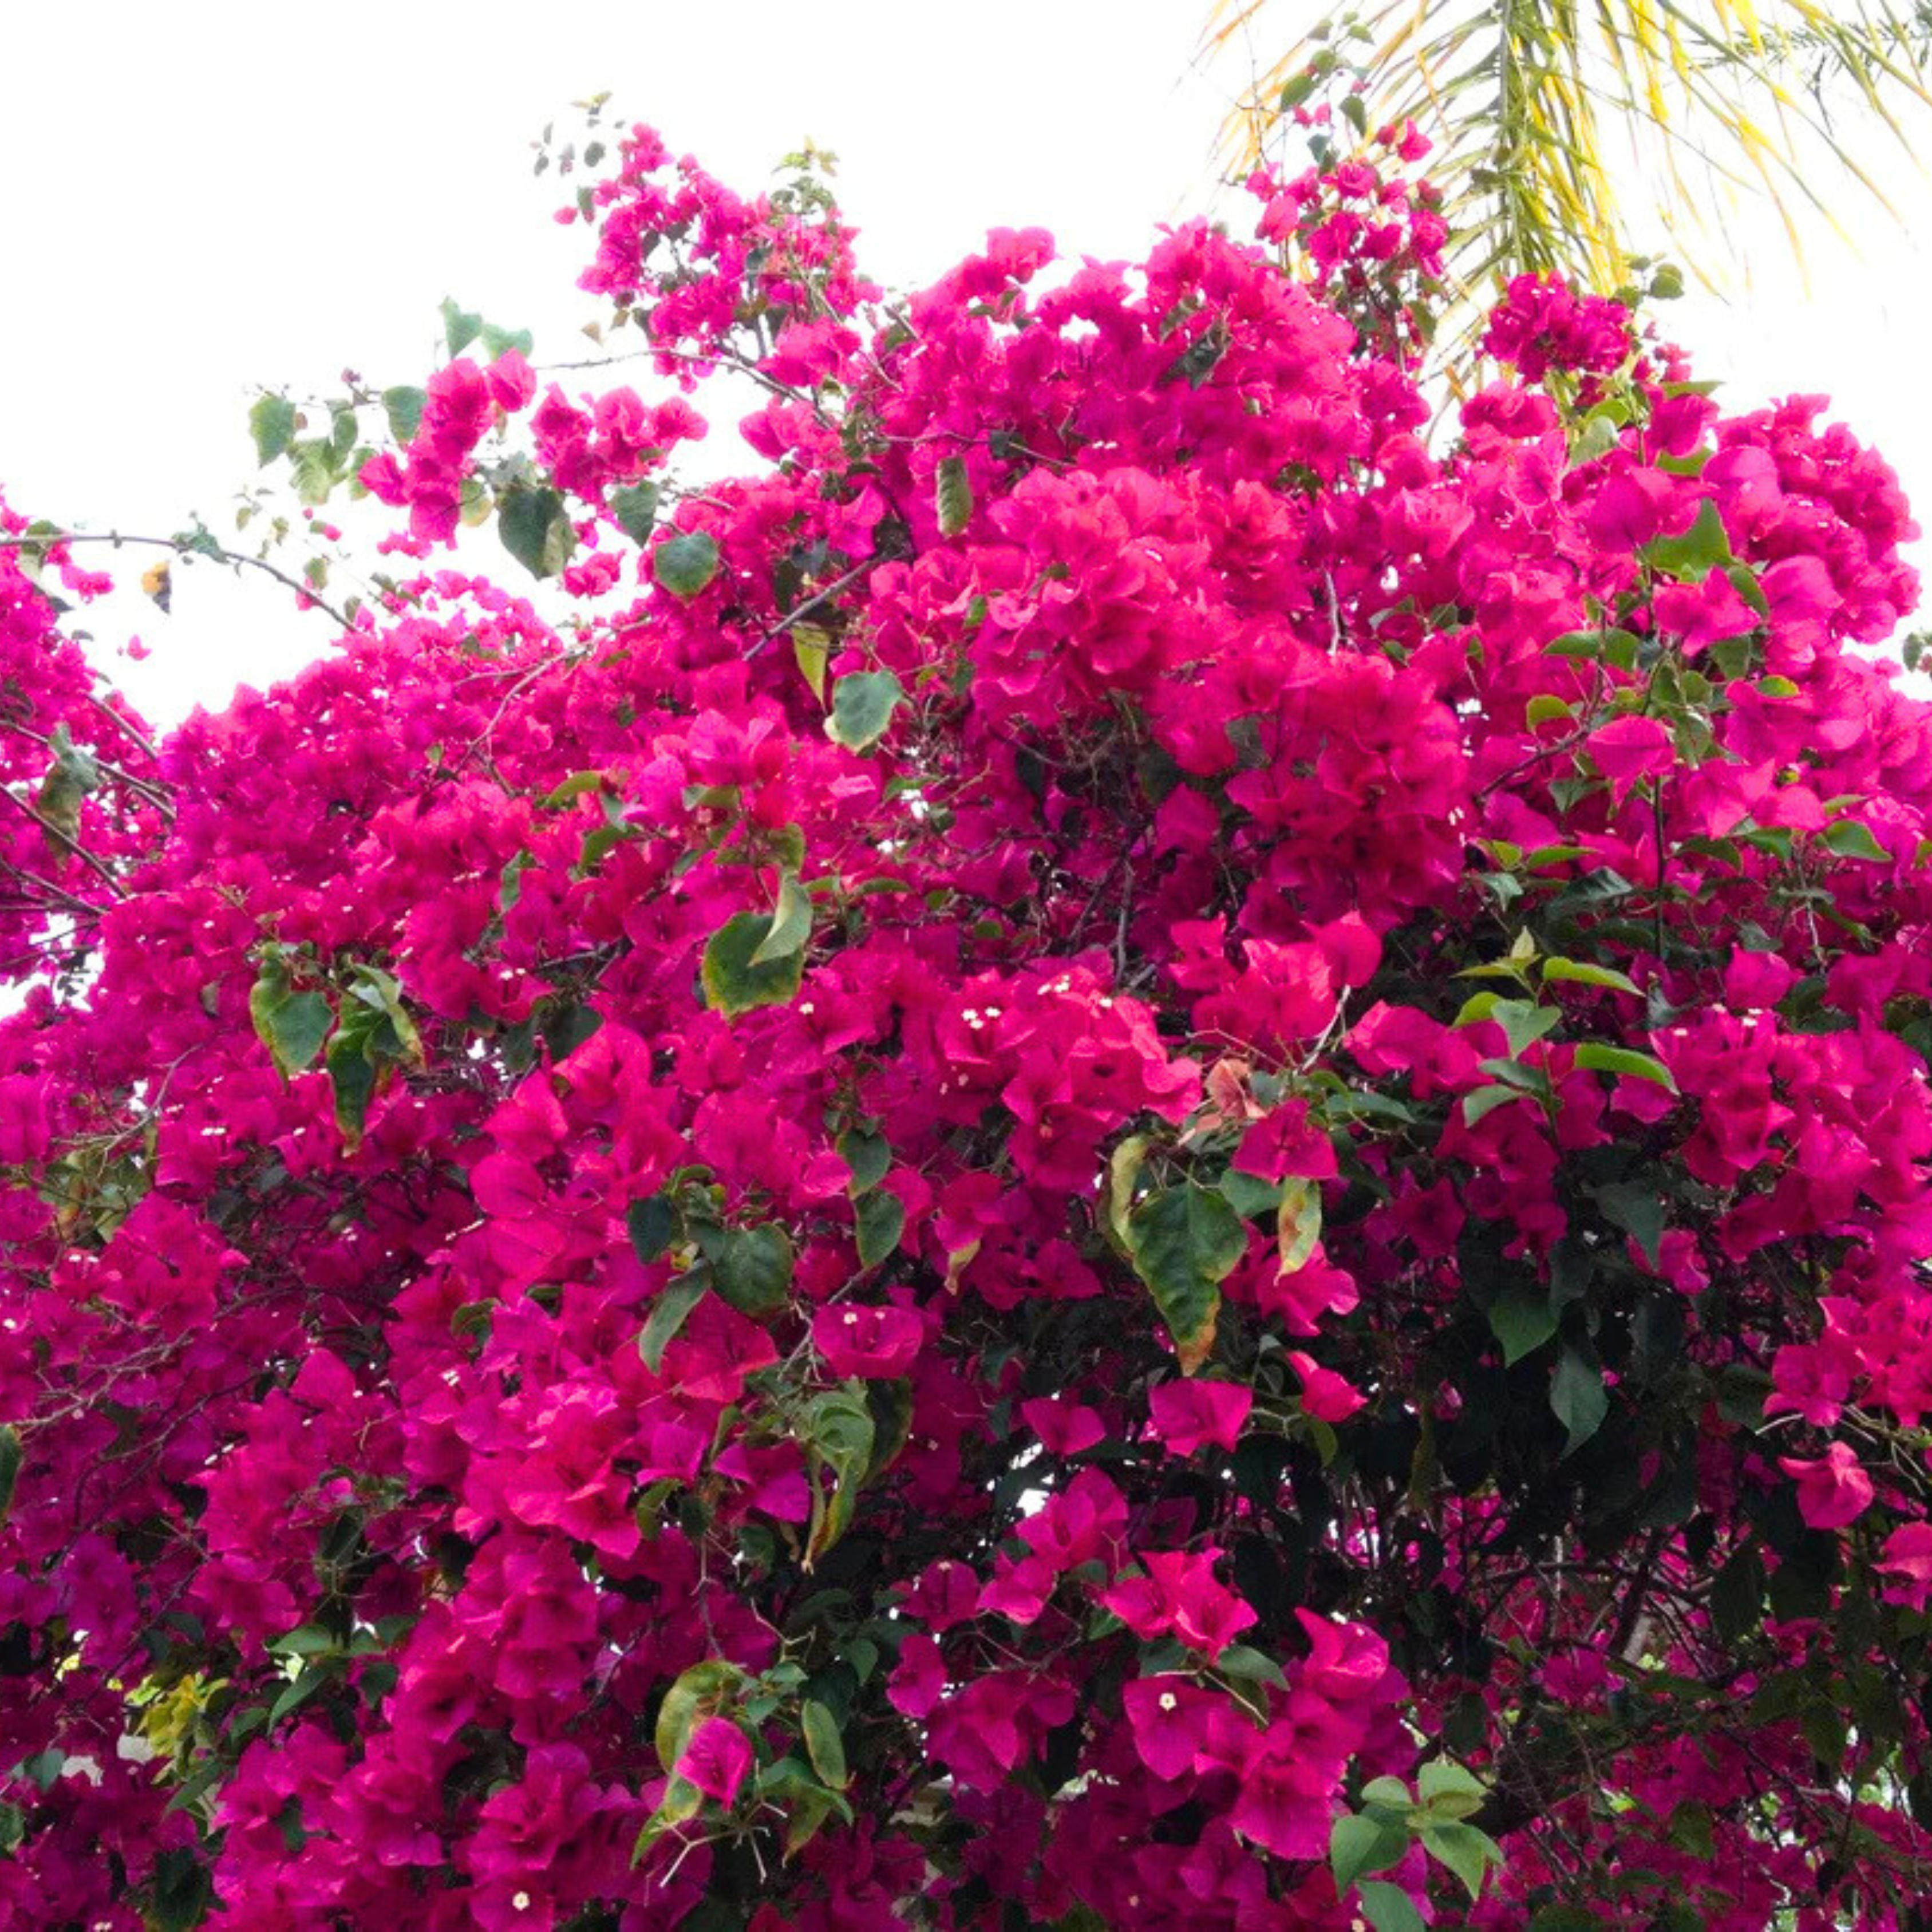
[[1208, 0, 1931, 309]]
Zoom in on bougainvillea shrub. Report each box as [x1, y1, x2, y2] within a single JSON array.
[[4, 117, 1932, 1930]]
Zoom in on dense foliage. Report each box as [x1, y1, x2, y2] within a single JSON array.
[[3, 117, 1932, 1930]]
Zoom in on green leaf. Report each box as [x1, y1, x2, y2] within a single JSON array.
[[800, 1698, 848, 1790], [1541, 958, 1640, 995], [783, 1781, 850, 1857], [1567, 412, 1621, 468], [855, 1190, 905, 1269], [1571, 1044, 1677, 1091], [1726, 563, 1769, 617], [250, 394, 297, 467], [381, 386, 426, 444], [627, 1193, 678, 1263], [542, 770, 607, 811], [633, 1774, 705, 1861], [1462, 1085, 1527, 1127], [480, 321, 534, 360], [1710, 1540, 1765, 1642], [250, 968, 334, 1082], [825, 671, 906, 754], [1668, 1800, 1716, 1860], [749, 875, 812, 966], [1416, 1757, 1488, 1820], [1477, 1058, 1550, 1097], [1544, 628, 1642, 662], [935, 456, 973, 537], [33, 723, 101, 843], [1125, 1183, 1247, 1374], [1595, 1182, 1665, 1266], [639, 1273, 709, 1373], [1356, 1882, 1428, 1932], [1276, 1175, 1322, 1275], [791, 623, 831, 705], [345, 963, 422, 1066], [803, 1386, 876, 1568], [1106, 1133, 1151, 1249], [440, 297, 483, 359], [266, 1623, 340, 1658], [609, 482, 659, 546], [1641, 499, 1733, 584], [653, 530, 720, 599], [837, 1127, 891, 1196], [1485, 998, 1562, 1058], [702, 911, 807, 1017], [1551, 1346, 1609, 1457], [1218, 1644, 1287, 1689], [1172, 322, 1228, 389], [1488, 1289, 1557, 1366], [282, 442, 338, 506], [1217, 1167, 1283, 1222], [1331, 1810, 1408, 1894], [1419, 1818, 1503, 1899], [654, 1659, 743, 1775], [709, 1223, 794, 1319], [334, 1012, 408, 1120], [1822, 818, 1888, 863], [0, 1424, 20, 1525], [499, 485, 576, 581], [325, 1025, 377, 1151], [268, 1664, 331, 1725]]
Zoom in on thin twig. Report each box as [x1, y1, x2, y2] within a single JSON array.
[[1, 720, 174, 820], [85, 690, 162, 765], [0, 529, 354, 632], [0, 855, 109, 921], [748, 556, 882, 658], [0, 786, 129, 899]]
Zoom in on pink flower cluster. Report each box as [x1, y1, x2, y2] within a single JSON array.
[[2, 120, 1931, 1931]]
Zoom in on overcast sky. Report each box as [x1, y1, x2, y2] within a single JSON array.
[[2, 0, 1927, 728]]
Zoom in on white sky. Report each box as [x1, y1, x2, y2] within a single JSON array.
[[2, 0, 1927, 729]]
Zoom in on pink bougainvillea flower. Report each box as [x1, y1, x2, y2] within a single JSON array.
[[1020, 1396, 1107, 1455], [677, 1717, 753, 1807], [1875, 1523, 1932, 1609], [812, 1301, 923, 1379], [886, 1634, 948, 1720], [1587, 715, 1676, 802], [1121, 1676, 1216, 1782], [1779, 1442, 1876, 1530], [1099, 1550, 1258, 1660], [1285, 1351, 1366, 1422], [1147, 1379, 1253, 1456]]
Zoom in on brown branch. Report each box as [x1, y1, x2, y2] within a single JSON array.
[[0, 720, 174, 821], [84, 690, 162, 765], [748, 554, 883, 658], [0, 855, 109, 921], [0, 528, 354, 633], [0, 785, 129, 899]]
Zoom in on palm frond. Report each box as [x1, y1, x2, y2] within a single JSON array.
[[1205, 0, 1932, 335]]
